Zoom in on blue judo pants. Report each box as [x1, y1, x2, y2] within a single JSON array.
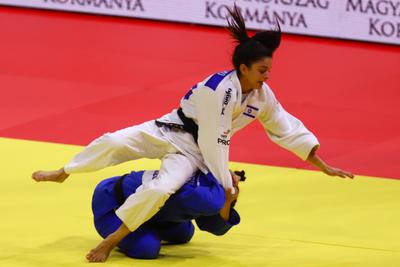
[[92, 176, 195, 259]]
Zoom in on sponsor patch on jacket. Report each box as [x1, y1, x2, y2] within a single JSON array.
[[217, 138, 230, 146], [221, 88, 232, 115]]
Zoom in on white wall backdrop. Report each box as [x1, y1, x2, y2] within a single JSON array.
[[1, 0, 399, 45]]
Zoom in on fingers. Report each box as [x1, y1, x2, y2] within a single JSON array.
[[337, 170, 347, 179], [232, 186, 239, 198], [336, 169, 354, 179], [327, 168, 354, 179], [346, 169, 354, 178], [230, 171, 240, 187], [323, 165, 354, 179], [343, 170, 354, 179]]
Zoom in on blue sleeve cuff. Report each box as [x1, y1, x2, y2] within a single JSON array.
[[195, 208, 240, 236], [227, 208, 240, 226]]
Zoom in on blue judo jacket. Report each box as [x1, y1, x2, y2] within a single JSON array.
[[92, 170, 240, 236]]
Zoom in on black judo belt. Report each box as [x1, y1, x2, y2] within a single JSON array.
[[113, 174, 128, 206], [155, 108, 199, 143]]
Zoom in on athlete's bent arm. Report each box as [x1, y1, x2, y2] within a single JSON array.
[[259, 87, 353, 179], [196, 174, 241, 236]]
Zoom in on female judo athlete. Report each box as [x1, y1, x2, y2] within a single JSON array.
[[87, 169, 242, 260], [32, 5, 354, 262]]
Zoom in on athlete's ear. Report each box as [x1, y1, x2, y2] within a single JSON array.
[[239, 63, 249, 76]]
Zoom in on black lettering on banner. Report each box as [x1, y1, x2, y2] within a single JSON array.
[[399, 22, 400, 38], [244, 8, 272, 24], [390, 1, 400, 16], [377, 1, 389, 15], [296, 0, 330, 9], [205, 1, 230, 19], [297, 0, 317, 8], [99, 0, 109, 8], [242, 0, 330, 9], [369, 18, 381, 36], [381, 20, 396, 36], [369, 18, 400, 38], [206, 1, 308, 28], [316, 0, 330, 9], [130, 0, 144, 11], [205, 1, 217, 18], [346, 0, 361, 13], [43, 0, 145, 11], [346, 0, 400, 17]]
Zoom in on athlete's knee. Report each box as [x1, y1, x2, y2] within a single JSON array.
[[173, 223, 194, 244], [156, 154, 197, 193], [98, 132, 128, 150], [93, 211, 122, 239], [161, 222, 195, 244], [119, 234, 161, 259], [94, 176, 118, 191], [140, 180, 176, 195], [149, 173, 191, 194], [124, 246, 160, 259]]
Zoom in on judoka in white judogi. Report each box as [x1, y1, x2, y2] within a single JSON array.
[[64, 70, 319, 232]]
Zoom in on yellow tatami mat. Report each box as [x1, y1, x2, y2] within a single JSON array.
[[1, 137, 399, 267]]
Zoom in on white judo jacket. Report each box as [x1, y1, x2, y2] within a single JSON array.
[[157, 70, 319, 190]]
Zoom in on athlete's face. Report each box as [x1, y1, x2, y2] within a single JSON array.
[[239, 57, 272, 93]]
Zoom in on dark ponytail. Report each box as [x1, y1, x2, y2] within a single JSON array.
[[252, 22, 281, 54], [226, 5, 281, 75], [226, 4, 249, 44]]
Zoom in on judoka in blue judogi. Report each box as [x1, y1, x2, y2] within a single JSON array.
[[92, 170, 241, 259]]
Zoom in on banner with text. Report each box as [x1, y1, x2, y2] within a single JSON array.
[[1, 0, 399, 45]]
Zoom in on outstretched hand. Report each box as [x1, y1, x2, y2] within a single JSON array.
[[322, 165, 354, 179], [307, 146, 354, 179]]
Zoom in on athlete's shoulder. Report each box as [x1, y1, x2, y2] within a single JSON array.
[[259, 82, 278, 101], [257, 83, 280, 114], [203, 70, 235, 91]]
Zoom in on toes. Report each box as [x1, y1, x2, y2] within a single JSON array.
[[87, 255, 96, 262], [32, 171, 46, 181], [86, 250, 107, 263], [90, 255, 105, 263], [32, 175, 42, 182], [86, 250, 95, 260]]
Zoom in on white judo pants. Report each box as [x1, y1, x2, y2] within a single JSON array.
[[64, 120, 197, 231]]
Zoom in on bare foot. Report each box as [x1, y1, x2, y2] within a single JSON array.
[[32, 168, 69, 183], [86, 239, 115, 263]]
